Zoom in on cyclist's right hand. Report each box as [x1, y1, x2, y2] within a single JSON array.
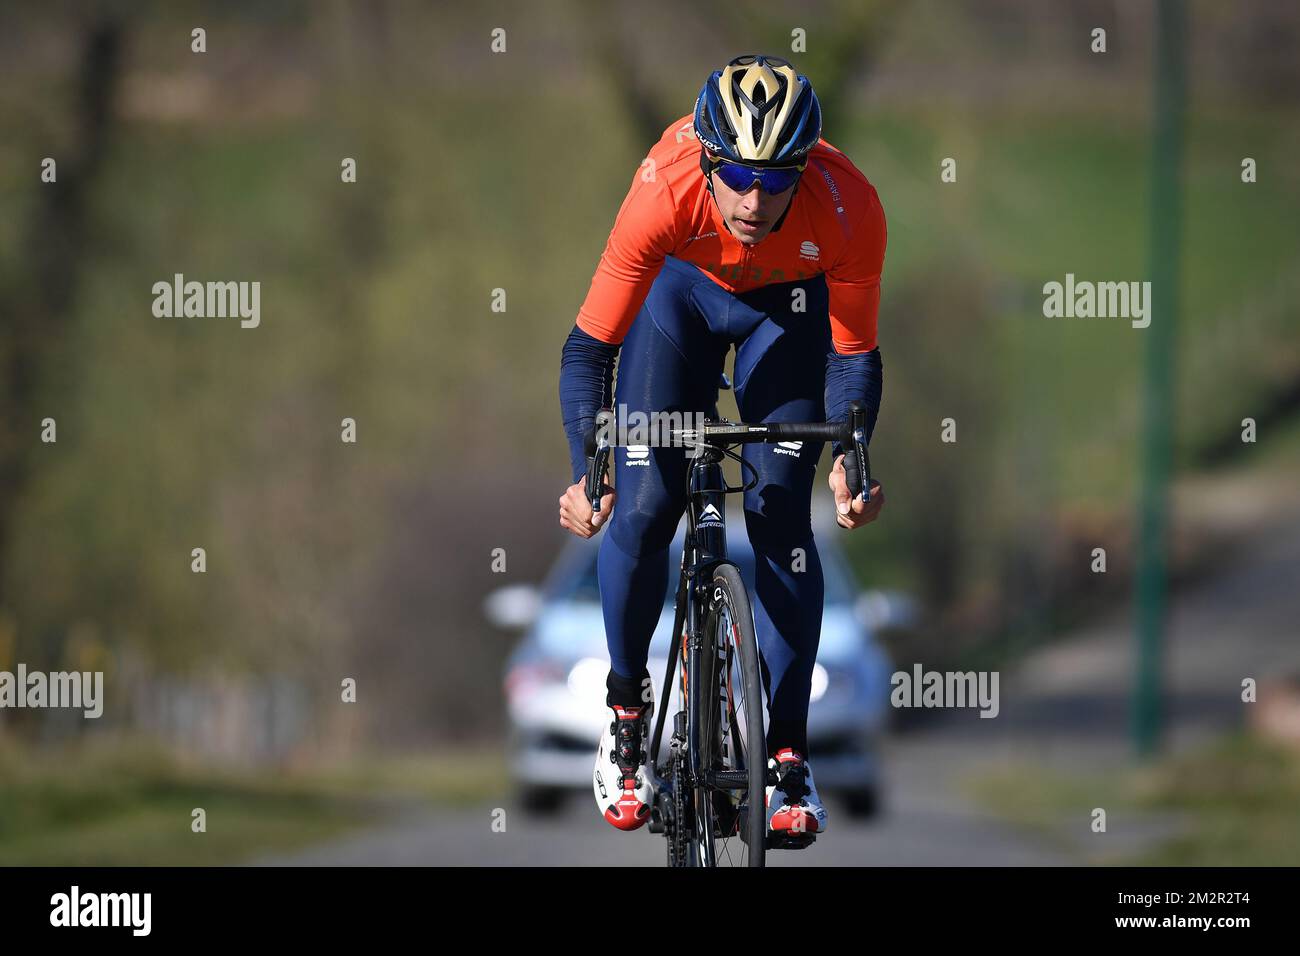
[[559, 478, 616, 538]]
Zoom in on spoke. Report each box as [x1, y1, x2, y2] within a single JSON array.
[[716, 832, 747, 867]]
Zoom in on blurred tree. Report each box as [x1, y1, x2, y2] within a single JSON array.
[[0, 16, 124, 622]]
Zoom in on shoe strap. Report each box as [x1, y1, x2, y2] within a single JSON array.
[[772, 750, 810, 803], [611, 705, 648, 781]]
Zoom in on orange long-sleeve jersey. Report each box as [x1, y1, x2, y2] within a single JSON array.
[[575, 115, 886, 354]]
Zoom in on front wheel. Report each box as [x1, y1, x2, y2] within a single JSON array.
[[697, 562, 767, 867]]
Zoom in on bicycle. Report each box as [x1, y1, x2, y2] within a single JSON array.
[[584, 401, 873, 867]]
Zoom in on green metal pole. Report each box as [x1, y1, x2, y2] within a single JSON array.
[[1134, 0, 1187, 757]]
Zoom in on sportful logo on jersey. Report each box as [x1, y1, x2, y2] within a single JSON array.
[[626, 445, 651, 465], [774, 440, 803, 457], [697, 503, 724, 527], [798, 241, 819, 261]]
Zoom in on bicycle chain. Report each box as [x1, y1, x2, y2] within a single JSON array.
[[668, 742, 689, 867]]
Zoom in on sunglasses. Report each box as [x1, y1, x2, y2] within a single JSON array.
[[709, 157, 805, 195]]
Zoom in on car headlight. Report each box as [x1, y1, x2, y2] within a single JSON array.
[[810, 663, 830, 702], [567, 657, 609, 702]]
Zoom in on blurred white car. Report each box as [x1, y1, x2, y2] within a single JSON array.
[[488, 513, 909, 819]]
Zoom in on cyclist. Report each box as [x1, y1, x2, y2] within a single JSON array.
[[558, 54, 886, 838]]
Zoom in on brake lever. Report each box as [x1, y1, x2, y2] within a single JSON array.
[[585, 409, 615, 513], [849, 402, 872, 504]]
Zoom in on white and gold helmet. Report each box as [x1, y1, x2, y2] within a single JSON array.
[[693, 54, 822, 166]]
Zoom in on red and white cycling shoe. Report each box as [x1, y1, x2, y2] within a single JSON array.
[[592, 702, 654, 830], [766, 748, 828, 839]]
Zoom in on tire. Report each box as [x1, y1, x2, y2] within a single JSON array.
[[696, 562, 767, 867]]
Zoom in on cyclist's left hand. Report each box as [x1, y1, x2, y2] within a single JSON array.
[[829, 454, 884, 530]]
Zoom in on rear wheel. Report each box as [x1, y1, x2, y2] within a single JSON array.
[[696, 562, 766, 867]]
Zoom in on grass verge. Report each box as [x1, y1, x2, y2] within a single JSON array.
[[0, 737, 509, 865], [966, 732, 1300, 865]]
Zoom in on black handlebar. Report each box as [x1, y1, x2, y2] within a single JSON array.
[[582, 402, 873, 512]]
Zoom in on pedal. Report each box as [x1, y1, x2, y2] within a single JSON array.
[[766, 831, 817, 850], [737, 805, 818, 850]]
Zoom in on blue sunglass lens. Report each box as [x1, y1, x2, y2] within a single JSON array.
[[714, 161, 802, 195]]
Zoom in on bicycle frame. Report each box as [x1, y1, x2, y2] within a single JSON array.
[[642, 440, 748, 865]]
